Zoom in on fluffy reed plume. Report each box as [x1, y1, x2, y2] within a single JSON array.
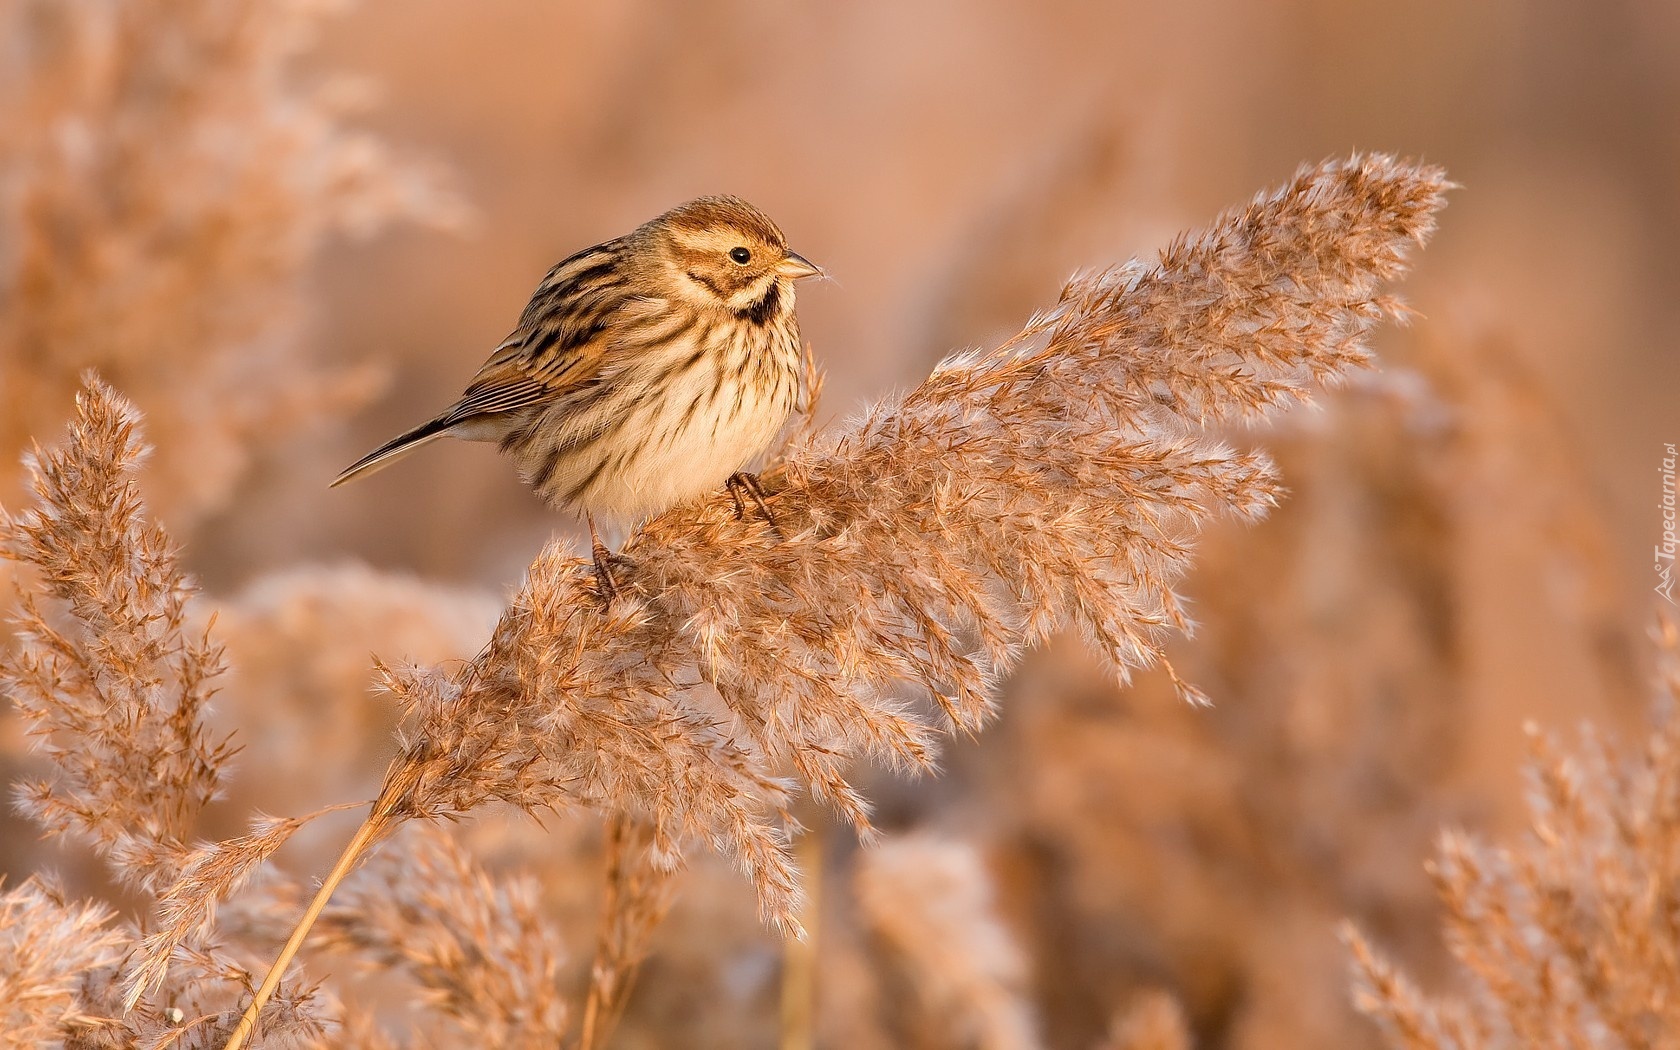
[[0, 877, 127, 1044], [977, 325, 1644, 1047], [0, 381, 578, 1047], [314, 822, 570, 1048], [1, 380, 231, 892], [0, 0, 455, 525], [855, 835, 1042, 1050], [120, 153, 1441, 1046], [0, 380, 328, 1044], [1347, 614, 1680, 1048]]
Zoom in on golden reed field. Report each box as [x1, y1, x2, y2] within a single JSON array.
[[1, 3, 1677, 1048]]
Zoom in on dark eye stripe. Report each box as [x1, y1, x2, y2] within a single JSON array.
[[686, 269, 727, 298]]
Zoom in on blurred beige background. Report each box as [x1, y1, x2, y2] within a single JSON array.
[[3, 3, 1677, 1047]]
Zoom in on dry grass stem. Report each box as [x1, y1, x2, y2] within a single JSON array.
[[577, 814, 676, 1050], [779, 822, 822, 1050]]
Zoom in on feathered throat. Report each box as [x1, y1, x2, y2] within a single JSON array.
[[737, 280, 782, 327]]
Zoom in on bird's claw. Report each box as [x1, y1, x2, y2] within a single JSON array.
[[726, 472, 783, 539]]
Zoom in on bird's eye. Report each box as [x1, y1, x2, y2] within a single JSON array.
[[729, 247, 752, 264]]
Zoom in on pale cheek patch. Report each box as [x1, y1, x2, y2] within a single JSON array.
[[727, 276, 776, 311]]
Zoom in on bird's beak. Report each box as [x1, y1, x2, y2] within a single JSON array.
[[776, 251, 823, 280]]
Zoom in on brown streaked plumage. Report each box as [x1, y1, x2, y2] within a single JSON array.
[[333, 195, 821, 593]]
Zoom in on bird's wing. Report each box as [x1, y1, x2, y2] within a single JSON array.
[[443, 339, 599, 420], [439, 240, 634, 424]]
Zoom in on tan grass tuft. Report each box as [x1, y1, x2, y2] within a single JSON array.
[[0, 377, 576, 1047], [1349, 612, 1680, 1048], [315, 822, 571, 1048], [1, 378, 232, 891], [0, 877, 128, 1045]]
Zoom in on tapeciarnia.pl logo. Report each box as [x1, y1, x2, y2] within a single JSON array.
[[1659, 442, 1677, 605]]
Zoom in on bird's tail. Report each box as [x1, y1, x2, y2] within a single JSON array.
[[330, 415, 456, 488]]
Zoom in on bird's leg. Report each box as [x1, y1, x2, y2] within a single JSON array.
[[587, 513, 621, 604], [726, 472, 782, 538]]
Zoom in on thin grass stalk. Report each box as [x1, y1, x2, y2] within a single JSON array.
[[223, 803, 388, 1050], [576, 813, 628, 1050], [578, 812, 670, 1050], [780, 823, 822, 1050]]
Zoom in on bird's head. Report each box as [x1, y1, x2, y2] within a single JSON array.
[[641, 195, 822, 317]]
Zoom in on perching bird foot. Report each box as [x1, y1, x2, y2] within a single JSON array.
[[726, 471, 783, 539], [588, 515, 626, 606]]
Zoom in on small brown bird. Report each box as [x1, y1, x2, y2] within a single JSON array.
[[333, 195, 821, 596]]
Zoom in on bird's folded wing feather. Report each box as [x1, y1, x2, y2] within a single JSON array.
[[443, 335, 603, 419], [439, 240, 631, 422]]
